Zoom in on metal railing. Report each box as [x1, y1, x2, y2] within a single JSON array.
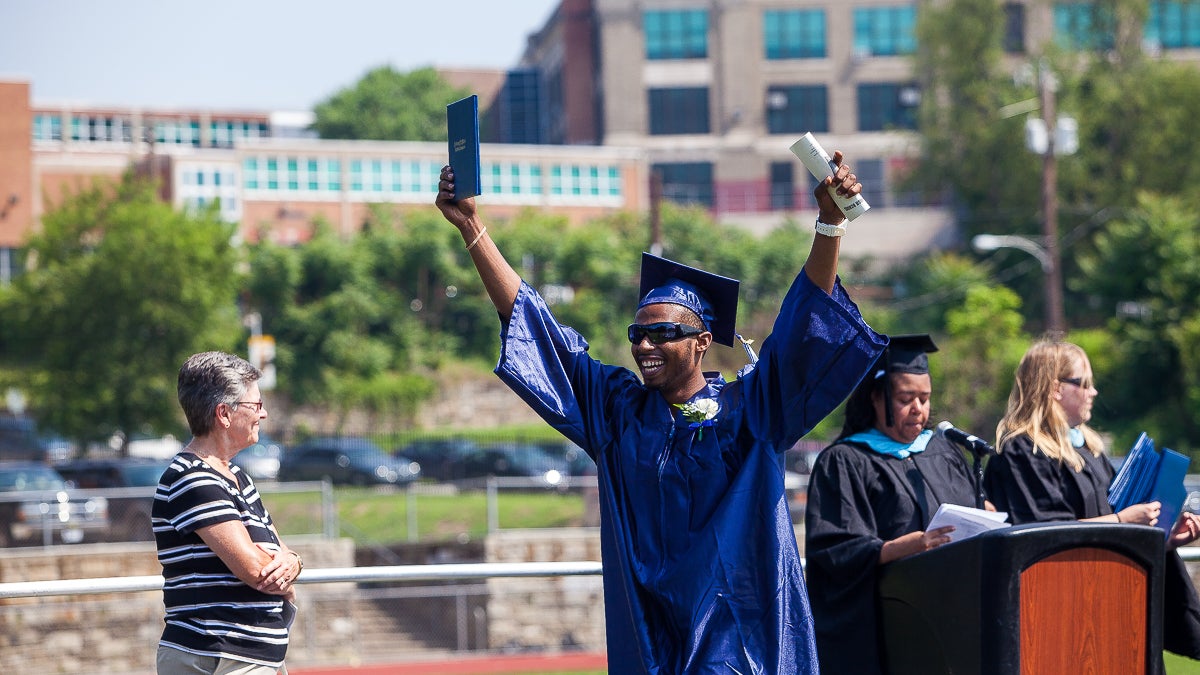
[[0, 560, 604, 599], [6, 548, 1200, 600]]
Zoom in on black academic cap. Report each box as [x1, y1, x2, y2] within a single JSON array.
[[876, 334, 938, 427], [637, 252, 740, 347], [882, 334, 939, 375]]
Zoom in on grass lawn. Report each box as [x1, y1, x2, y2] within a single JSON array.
[[1169, 652, 1200, 673], [266, 485, 588, 544]]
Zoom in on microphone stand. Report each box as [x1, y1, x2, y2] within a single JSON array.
[[944, 429, 989, 510], [970, 449, 986, 511]]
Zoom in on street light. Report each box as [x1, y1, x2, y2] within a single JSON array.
[[971, 233, 1064, 335], [971, 234, 1051, 272]]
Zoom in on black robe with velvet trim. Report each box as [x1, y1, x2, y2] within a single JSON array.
[[804, 433, 979, 675]]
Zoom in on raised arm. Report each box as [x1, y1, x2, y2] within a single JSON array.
[[435, 165, 523, 322], [803, 151, 861, 294]]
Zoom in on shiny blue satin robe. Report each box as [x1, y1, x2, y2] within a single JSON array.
[[495, 271, 886, 674]]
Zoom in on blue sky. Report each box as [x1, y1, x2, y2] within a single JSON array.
[[0, 0, 560, 110]]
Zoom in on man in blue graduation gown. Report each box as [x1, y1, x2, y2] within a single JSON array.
[[435, 153, 886, 674]]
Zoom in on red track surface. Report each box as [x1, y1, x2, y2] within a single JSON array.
[[290, 652, 608, 674]]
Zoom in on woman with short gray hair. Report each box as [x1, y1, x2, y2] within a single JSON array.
[[153, 351, 300, 674]]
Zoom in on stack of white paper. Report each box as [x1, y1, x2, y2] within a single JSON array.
[[926, 503, 1010, 543]]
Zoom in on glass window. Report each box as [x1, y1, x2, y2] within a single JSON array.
[[530, 164, 543, 195], [766, 85, 829, 134], [1146, 1, 1200, 49], [371, 160, 384, 192], [327, 159, 341, 191], [854, 158, 883, 206], [243, 158, 259, 189], [1053, 2, 1115, 50], [764, 9, 826, 59], [550, 165, 564, 195], [307, 159, 320, 190], [1003, 3, 1026, 53], [653, 162, 714, 208], [644, 9, 709, 59], [769, 161, 795, 210], [853, 6, 917, 56], [857, 83, 918, 131], [266, 158, 279, 190], [648, 87, 710, 135], [510, 165, 522, 194], [33, 114, 62, 141]]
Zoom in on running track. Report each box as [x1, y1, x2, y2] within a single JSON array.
[[291, 652, 608, 674]]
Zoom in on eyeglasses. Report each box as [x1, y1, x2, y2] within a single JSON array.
[[627, 322, 705, 345], [1059, 377, 1093, 389], [233, 400, 265, 412]]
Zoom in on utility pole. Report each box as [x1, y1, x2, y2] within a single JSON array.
[[649, 170, 663, 257], [1039, 60, 1066, 336]]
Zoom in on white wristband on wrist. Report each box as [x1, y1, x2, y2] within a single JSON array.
[[814, 219, 847, 238]]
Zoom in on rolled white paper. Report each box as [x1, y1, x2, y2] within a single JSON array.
[[789, 132, 871, 221]]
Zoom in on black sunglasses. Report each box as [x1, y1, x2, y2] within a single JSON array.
[[627, 322, 705, 345], [1059, 377, 1093, 389]]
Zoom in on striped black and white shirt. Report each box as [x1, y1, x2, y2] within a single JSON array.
[[152, 452, 295, 668]]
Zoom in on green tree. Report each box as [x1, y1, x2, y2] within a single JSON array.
[[887, 252, 998, 335], [312, 66, 471, 141], [938, 284, 1029, 437], [909, 0, 1039, 239], [1076, 192, 1200, 450], [244, 218, 436, 431], [1063, 59, 1200, 212], [2, 173, 243, 451]]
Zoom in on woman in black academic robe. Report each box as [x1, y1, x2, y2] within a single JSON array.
[[805, 335, 982, 675], [984, 339, 1200, 659]]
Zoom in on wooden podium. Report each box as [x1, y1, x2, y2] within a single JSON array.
[[877, 522, 1165, 675]]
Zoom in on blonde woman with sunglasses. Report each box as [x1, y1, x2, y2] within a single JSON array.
[[984, 339, 1200, 659]]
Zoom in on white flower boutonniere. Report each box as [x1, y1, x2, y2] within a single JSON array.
[[675, 398, 719, 440]]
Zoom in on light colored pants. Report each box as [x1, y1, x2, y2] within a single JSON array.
[[156, 645, 287, 675]]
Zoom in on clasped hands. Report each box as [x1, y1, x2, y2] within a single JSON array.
[[255, 544, 301, 598]]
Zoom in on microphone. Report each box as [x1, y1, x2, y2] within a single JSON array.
[[937, 421, 996, 456]]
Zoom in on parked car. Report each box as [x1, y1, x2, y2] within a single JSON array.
[[455, 442, 571, 489], [232, 433, 284, 481], [534, 440, 596, 477], [278, 437, 421, 486], [54, 457, 169, 541], [0, 462, 109, 546], [396, 438, 483, 482], [0, 415, 72, 463]]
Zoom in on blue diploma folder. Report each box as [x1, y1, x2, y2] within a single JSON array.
[[446, 95, 481, 200], [1108, 431, 1190, 538]]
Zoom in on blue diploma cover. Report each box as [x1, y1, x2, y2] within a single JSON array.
[[446, 94, 481, 200], [1109, 431, 1190, 537]]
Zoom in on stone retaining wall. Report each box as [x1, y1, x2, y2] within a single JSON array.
[[0, 537, 353, 675], [485, 528, 606, 652]]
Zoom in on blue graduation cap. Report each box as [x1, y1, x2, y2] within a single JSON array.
[[638, 252, 740, 347]]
